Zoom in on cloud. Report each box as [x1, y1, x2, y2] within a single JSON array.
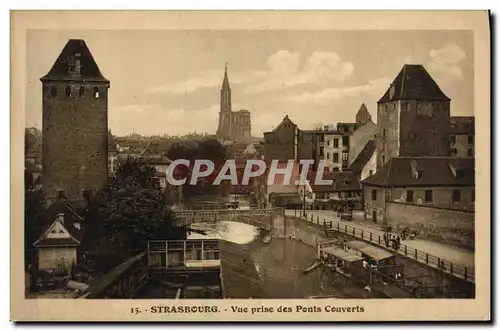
[[282, 76, 391, 106], [245, 50, 354, 94], [428, 44, 466, 80]]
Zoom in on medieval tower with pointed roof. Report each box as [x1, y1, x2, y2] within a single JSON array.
[[216, 64, 251, 143], [355, 103, 372, 125], [376, 64, 451, 170], [41, 39, 110, 201]]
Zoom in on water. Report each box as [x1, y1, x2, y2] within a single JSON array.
[[187, 215, 374, 298], [187, 221, 260, 245]]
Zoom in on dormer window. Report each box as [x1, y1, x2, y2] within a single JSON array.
[[68, 53, 82, 75]]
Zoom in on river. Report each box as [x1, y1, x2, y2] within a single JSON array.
[[188, 217, 377, 299]]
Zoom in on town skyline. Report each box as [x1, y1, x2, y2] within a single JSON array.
[[25, 29, 474, 136]]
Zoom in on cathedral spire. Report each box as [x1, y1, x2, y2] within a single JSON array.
[[222, 62, 230, 90]]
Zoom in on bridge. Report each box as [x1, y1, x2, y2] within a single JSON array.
[[172, 208, 285, 234]]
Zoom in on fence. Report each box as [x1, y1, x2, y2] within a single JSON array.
[[289, 210, 474, 283]]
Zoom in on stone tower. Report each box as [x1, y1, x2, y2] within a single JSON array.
[[355, 103, 372, 125], [376, 64, 450, 170], [216, 63, 232, 139], [41, 39, 110, 201]]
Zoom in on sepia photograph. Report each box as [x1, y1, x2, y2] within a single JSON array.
[[10, 10, 491, 322]]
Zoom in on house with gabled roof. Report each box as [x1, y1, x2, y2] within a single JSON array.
[[33, 201, 84, 272], [361, 157, 475, 223]]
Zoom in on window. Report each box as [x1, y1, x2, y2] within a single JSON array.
[[452, 189, 461, 202], [383, 129, 387, 137], [50, 86, 57, 97], [468, 148, 473, 157], [450, 135, 456, 145], [326, 152, 330, 160], [406, 190, 414, 203], [369, 170, 373, 177], [57, 189, 65, 199], [416, 170, 423, 180], [468, 135, 473, 145], [342, 152, 348, 161], [342, 135, 349, 147], [79, 86, 85, 98], [471, 189, 475, 202], [382, 155, 386, 163], [333, 138, 339, 148], [65, 86, 72, 98], [318, 135, 324, 142], [425, 190, 433, 203], [333, 167, 339, 172], [333, 153, 339, 163], [93, 87, 100, 98], [371, 189, 377, 201], [326, 139, 330, 146], [319, 146, 324, 157]]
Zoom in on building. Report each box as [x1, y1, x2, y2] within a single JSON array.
[[355, 103, 372, 125], [450, 116, 475, 157], [216, 64, 251, 143], [361, 157, 475, 224], [347, 121, 377, 166], [310, 171, 362, 210], [41, 39, 110, 202], [33, 201, 84, 272], [346, 140, 376, 181], [376, 64, 451, 170], [137, 155, 173, 189]]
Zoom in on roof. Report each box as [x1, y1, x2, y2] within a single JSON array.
[[221, 63, 230, 91], [344, 241, 394, 261], [450, 116, 475, 135], [264, 115, 297, 135], [356, 103, 371, 118], [311, 171, 362, 192], [34, 238, 80, 247], [346, 140, 376, 173], [361, 157, 475, 188], [40, 39, 109, 83], [35, 201, 84, 244], [336, 122, 359, 133], [378, 64, 450, 103], [320, 245, 364, 262]]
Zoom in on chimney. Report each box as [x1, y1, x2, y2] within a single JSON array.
[[56, 213, 65, 225]]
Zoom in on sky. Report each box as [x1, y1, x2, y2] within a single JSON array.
[[25, 30, 474, 137]]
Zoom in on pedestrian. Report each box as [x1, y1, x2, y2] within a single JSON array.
[[396, 236, 401, 250]]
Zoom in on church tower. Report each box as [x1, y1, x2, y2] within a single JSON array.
[[41, 39, 110, 202], [217, 63, 232, 139]]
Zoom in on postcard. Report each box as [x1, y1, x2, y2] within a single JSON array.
[[10, 10, 490, 322]]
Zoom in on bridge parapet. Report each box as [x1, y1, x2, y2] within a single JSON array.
[[172, 208, 284, 228]]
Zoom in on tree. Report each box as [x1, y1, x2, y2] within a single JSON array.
[[87, 157, 184, 259], [24, 169, 45, 268]]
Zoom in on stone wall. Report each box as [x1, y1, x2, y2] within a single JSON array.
[[385, 202, 474, 250]]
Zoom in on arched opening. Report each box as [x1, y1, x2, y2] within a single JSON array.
[[65, 86, 72, 98], [93, 87, 99, 99], [79, 86, 85, 98], [50, 86, 57, 97]]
